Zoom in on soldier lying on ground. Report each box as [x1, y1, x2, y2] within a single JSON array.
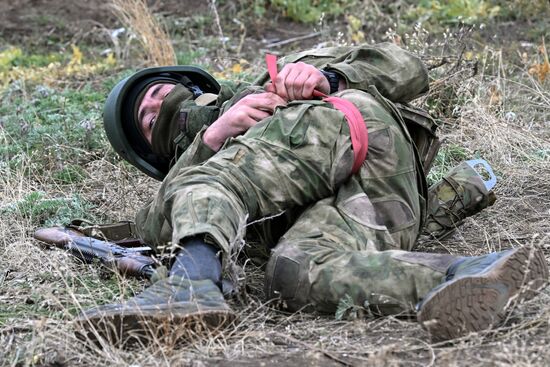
[[78, 43, 548, 342]]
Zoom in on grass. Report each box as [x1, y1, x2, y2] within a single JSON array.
[[111, 0, 176, 66], [0, 0, 549, 366]]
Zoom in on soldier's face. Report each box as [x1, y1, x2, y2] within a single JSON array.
[[137, 83, 175, 144]]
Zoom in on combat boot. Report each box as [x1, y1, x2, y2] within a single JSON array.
[[417, 246, 548, 341], [75, 276, 235, 345], [423, 160, 497, 239]]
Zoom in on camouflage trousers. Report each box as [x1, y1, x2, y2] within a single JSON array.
[[138, 89, 460, 315]]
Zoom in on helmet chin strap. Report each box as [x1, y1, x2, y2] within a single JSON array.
[[178, 75, 204, 98], [178, 75, 219, 106]]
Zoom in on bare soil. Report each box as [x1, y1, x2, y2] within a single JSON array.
[[0, 0, 209, 39], [0, 0, 313, 56]]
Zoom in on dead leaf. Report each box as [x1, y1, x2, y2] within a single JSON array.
[[488, 84, 502, 106], [529, 62, 550, 82], [528, 38, 549, 82], [231, 63, 243, 74]]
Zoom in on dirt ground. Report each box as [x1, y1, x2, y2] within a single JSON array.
[[0, 0, 203, 38], [0, 0, 314, 60], [1, 1, 549, 366]]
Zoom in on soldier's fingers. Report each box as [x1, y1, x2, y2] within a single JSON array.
[[290, 63, 320, 98], [302, 73, 324, 99], [242, 116, 259, 129], [262, 93, 287, 111], [248, 108, 271, 122], [233, 107, 258, 128], [284, 69, 301, 101], [274, 67, 291, 100], [264, 82, 276, 94], [236, 93, 272, 109], [240, 93, 286, 111], [292, 71, 314, 99]]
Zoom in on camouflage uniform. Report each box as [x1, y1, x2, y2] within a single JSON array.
[[135, 43, 467, 315]]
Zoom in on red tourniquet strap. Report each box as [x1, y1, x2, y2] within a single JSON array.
[[265, 54, 368, 174]]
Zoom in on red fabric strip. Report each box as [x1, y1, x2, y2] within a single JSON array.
[[264, 54, 368, 174], [265, 54, 279, 87]]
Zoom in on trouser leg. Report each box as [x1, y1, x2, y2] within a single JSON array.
[[265, 198, 457, 315]]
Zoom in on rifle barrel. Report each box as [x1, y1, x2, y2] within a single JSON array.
[[34, 227, 157, 279]]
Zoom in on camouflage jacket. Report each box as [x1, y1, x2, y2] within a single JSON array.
[[135, 43, 430, 248]]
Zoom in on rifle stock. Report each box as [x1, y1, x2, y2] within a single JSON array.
[[34, 227, 156, 279]]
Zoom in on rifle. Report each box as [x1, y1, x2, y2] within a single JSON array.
[[34, 227, 156, 279]]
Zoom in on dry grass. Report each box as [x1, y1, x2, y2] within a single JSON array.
[[1, 12, 550, 367], [110, 0, 176, 66]]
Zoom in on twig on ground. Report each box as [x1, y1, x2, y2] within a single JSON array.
[[269, 331, 354, 366], [265, 32, 322, 48]]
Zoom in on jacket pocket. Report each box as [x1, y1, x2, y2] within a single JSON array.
[[370, 195, 417, 233]]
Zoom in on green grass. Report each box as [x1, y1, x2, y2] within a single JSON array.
[[407, 0, 501, 25], [0, 69, 124, 176], [0, 47, 65, 71], [0, 191, 96, 227]]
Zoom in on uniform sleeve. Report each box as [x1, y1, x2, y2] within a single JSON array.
[[134, 127, 216, 247], [176, 126, 218, 165], [253, 42, 429, 103], [325, 43, 429, 102]]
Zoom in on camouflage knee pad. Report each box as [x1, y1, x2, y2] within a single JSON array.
[[264, 243, 313, 312], [423, 161, 497, 239]]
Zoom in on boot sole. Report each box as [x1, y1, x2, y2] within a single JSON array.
[[75, 303, 236, 346], [418, 246, 548, 341]]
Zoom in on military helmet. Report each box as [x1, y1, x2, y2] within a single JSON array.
[[103, 66, 220, 181]]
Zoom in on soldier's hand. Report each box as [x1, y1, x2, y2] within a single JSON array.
[[265, 62, 330, 101], [203, 92, 286, 151]]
